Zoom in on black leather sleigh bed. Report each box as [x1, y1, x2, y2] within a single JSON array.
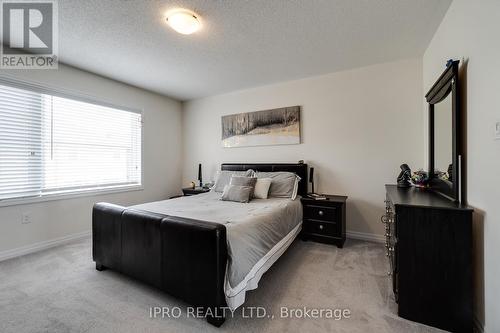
[[92, 163, 307, 327]]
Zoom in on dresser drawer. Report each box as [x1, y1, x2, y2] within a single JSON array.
[[303, 204, 337, 222], [303, 219, 339, 238]]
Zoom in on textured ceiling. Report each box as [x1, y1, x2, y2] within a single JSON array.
[[58, 0, 451, 101]]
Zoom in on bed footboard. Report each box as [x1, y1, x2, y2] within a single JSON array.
[[92, 202, 228, 326]]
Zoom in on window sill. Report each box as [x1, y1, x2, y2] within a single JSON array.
[[0, 184, 144, 208]]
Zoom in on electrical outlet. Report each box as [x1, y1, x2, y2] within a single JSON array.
[[21, 212, 32, 224], [495, 121, 500, 140]]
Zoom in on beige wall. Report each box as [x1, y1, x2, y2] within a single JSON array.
[[182, 58, 424, 238], [423, 0, 500, 331], [0, 64, 183, 255]]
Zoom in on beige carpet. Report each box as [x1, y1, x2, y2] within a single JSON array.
[[0, 237, 445, 333]]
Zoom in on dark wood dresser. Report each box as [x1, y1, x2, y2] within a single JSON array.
[[384, 185, 473, 332], [300, 195, 347, 248]]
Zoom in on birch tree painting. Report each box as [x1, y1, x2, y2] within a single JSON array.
[[221, 106, 300, 147]]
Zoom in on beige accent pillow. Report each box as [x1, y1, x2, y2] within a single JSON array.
[[253, 178, 272, 199]]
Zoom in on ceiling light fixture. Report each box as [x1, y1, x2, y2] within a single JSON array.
[[166, 9, 201, 35]]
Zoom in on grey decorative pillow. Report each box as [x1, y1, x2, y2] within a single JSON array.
[[221, 185, 253, 203], [255, 171, 300, 199], [212, 170, 254, 192], [230, 176, 257, 197]]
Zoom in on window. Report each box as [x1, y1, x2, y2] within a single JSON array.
[[0, 80, 142, 202]]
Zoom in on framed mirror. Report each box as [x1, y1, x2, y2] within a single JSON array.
[[426, 60, 461, 202]]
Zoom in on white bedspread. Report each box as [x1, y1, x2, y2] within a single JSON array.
[[131, 191, 302, 308]]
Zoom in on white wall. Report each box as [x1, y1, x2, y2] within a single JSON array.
[[0, 64, 183, 255], [423, 1, 500, 331], [182, 58, 424, 238]]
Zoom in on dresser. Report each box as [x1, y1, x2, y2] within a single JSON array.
[[300, 195, 347, 248], [383, 185, 473, 332]]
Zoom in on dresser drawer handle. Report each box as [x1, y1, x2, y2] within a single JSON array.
[[318, 210, 324, 216], [319, 224, 324, 230]]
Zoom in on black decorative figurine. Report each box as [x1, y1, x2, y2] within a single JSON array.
[[397, 164, 412, 188]]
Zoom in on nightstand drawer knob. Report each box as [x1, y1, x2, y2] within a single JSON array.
[[318, 210, 324, 216], [319, 224, 324, 230]]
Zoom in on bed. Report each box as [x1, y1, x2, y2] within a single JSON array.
[[92, 163, 308, 326]]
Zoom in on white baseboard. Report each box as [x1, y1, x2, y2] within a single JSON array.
[[0, 230, 91, 262], [347, 230, 385, 243], [0, 229, 383, 262]]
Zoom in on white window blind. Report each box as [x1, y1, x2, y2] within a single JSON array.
[[0, 81, 142, 202], [0, 85, 43, 200]]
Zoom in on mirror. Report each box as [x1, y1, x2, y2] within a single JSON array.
[[426, 60, 461, 202], [434, 93, 453, 182]]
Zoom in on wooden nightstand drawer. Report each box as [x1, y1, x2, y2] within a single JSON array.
[[303, 219, 338, 237], [303, 204, 337, 222]]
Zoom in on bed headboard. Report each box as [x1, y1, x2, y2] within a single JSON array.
[[221, 163, 309, 196]]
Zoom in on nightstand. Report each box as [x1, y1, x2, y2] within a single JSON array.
[[182, 187, 210, 196], [300, 194, 347, 248]]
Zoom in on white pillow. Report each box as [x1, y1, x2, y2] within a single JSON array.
[[290, 176, 300, 200], [253, 178, 272, 199]]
